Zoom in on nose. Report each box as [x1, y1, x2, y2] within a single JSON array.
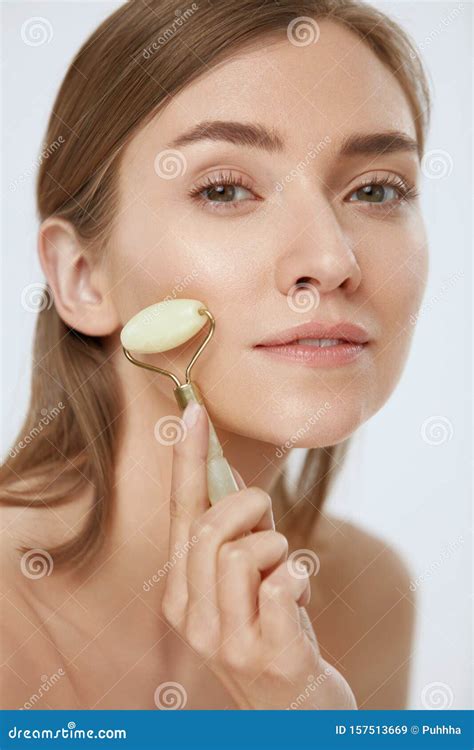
[[274, 192, 362, 297]]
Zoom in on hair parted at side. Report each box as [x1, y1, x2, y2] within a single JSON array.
[[1, 0, 431, 571]]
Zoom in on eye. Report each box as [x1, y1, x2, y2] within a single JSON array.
[[188, 170, 259, 210], [347, 173, 418, 207]]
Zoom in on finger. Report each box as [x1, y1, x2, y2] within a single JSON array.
[[185, 488, 273, 622], [163, 402, 209, 616], [258, 561, 311, 647], [217, 531, 289, 640], [229, 465, 273, 541]]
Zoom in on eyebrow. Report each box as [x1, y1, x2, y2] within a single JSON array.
[[167, 120, 419, 157], [167, 120, 284, 152], [339, 130, 419, 157]]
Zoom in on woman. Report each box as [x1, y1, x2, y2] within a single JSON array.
[[1, 0, 430, 710]]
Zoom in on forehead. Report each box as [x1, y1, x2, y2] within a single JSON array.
[[136, 19, 416, 153]]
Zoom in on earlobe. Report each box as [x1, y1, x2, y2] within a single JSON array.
[[38, 217, 119, 337]]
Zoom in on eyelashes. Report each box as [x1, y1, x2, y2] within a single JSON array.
[[349, 172, 420, 204], [187, 168, 420, 212], [187, 170, 258, 210]]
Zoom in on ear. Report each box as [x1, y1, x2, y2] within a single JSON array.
[[38, 217, 119, 336]]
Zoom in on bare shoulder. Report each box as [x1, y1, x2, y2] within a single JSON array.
[[0, 558, 37, 708], [312, 513, 416, 598], [305, 513, 416, 709], [0, 501, 87, 708], [0, 544, 67, 709]]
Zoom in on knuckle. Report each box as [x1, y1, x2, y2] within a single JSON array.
[[190, 518, 215, 540], [161, 593, 185, 630], [185, 615, 218, 659], [240, 487, 272, 518], [186, 632, 213, 659], [247, 487, 271, 509], [220, 641, 253, 674], [287, 563, 310, 585], [219, 541, 247, 566], [270, 531, 289, 555], [260, 578, 285, 601]]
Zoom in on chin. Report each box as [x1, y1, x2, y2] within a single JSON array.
[[221, 397, 375, 454], [276, 408, 366, 452]]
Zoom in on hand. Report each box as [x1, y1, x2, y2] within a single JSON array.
[[161, 401, 357, 710]]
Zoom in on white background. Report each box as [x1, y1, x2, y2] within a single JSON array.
[[1, 1, 472, 709]]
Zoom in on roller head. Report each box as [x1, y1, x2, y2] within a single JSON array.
[[120, 298, 207, 353]]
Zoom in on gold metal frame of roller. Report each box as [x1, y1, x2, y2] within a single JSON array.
[[122, 306, 214, 409]]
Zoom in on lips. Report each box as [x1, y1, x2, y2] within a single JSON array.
[[254, 321, 370, 348]]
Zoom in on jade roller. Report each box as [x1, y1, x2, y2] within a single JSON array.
[[120, 298, 239, 505]]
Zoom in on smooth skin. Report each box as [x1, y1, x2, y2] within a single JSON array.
[[1, 19, 423, 709]]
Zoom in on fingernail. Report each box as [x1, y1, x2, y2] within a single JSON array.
[[183, 401, 202, 429], [230, 466, 246, 489]]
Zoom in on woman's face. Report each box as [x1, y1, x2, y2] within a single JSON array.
[[108, 19, 428, 447]]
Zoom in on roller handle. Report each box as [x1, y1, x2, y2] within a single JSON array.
[[174, 383, 239, 505], [205, 415, 240, 504]]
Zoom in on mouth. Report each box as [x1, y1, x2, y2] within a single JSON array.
[[254, 322, 370, 368]]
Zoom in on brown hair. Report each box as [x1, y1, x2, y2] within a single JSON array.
[[1, 0, 431, 570]]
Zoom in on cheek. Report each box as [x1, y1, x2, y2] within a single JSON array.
[[355, 219, 429, 410], [107, 210, 257, 393], [108, 208, 246, 326], [364, 220, 429, 328]]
